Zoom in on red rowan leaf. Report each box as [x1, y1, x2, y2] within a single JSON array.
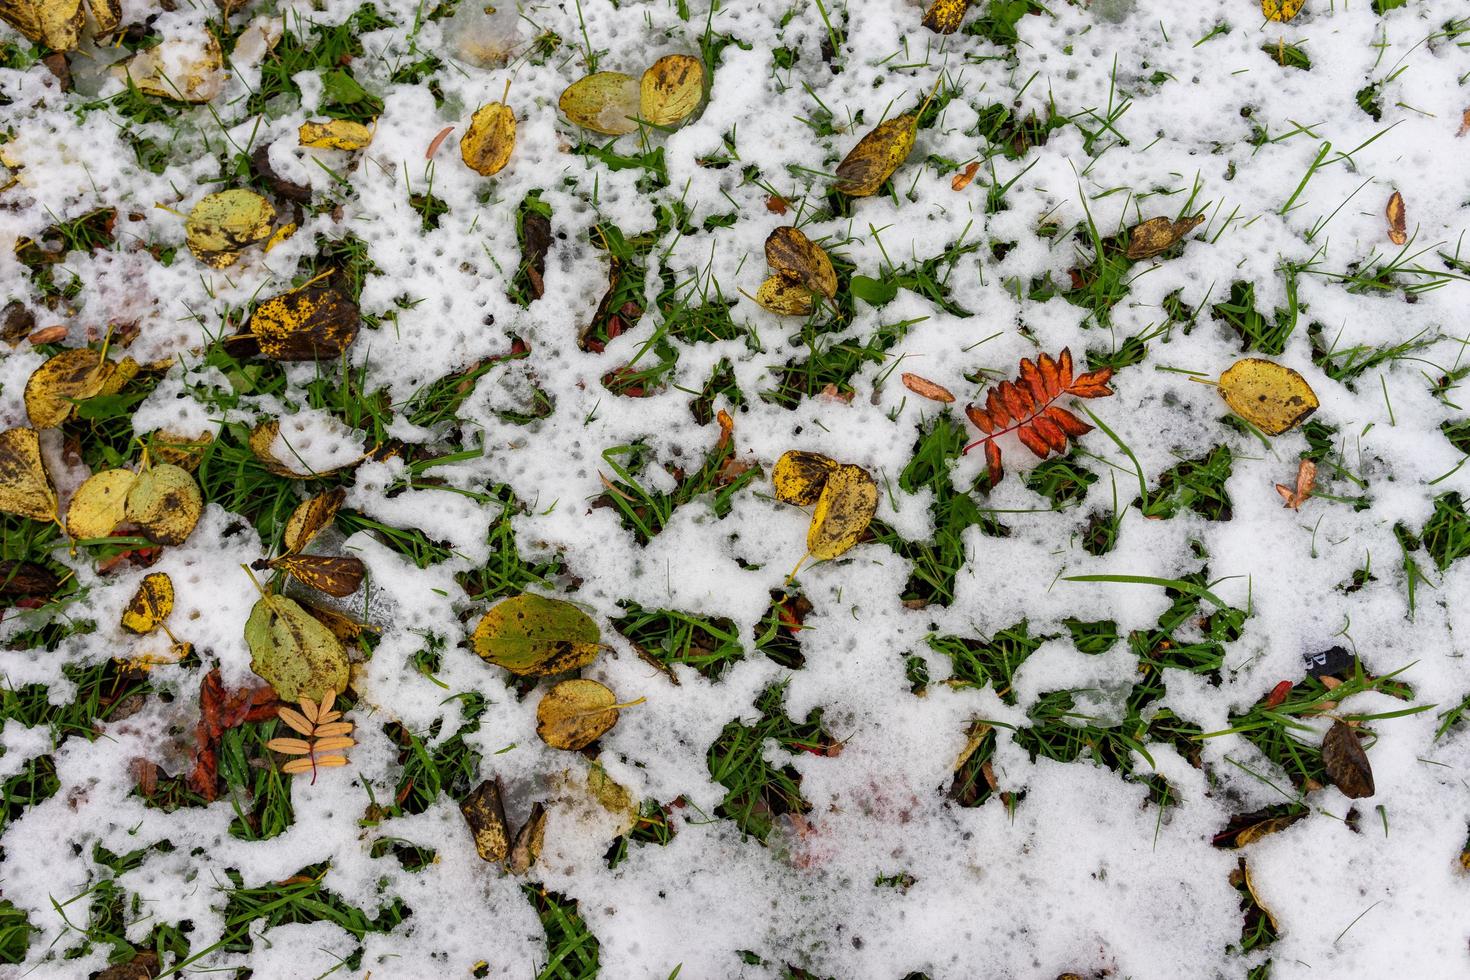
[[1030, 414, 1069, 453], [966, 403, 993, 434], [1058, 349, 1074, 388], [985, 388, 1010, 426], [1016, 424, 1050, 459], [984, 441, 1002, 488], [1018, 358, 1046, 403], [1045, 406, 1093, 438], [1038, 352, 1060, 393]]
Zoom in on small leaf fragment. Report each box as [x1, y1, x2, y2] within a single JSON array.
[[772, 450, 838, 506], [470, 593, 601, 676], [835, 114, 918, 197], [764, 227, 837, 300], [185, 190, 276, 268], [0, 427, 58, 523], [283, 488, 345, 553], [460, 101, 517, 176], [558, 72, 640, 136], [299, 119, 374, 150], [66, 468, 135, 539], [117, 30, 224, 102], [250, 286, 360, 361], [1124, 214, 1205, 260], [754, 274, 813, 315], [124, 463, 202, 546], [921, 0, 972, 34], [460, 778, 511, 863], [807, 464, 878, 561], [535, 679, 626, 751], [121, 571, 173, 634], [1261, 0, 1304, 22], [245, 593, 350, 703], [639, 54, 704, 127], [1218, 358, 1319, 435], [1385, 191, 1407, 246], [1321, 720, 1375, 798], [901, 373, 955, 403]]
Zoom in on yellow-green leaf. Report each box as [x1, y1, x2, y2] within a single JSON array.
[[639, 54, 704, 127], [121, 571, 173, 635], [1218, 358, 1319, 436], [754, 274, 813, 316], [124, 463, 202, 546], [835, 114, 918, 197], [185, 189, 275, 268], [558, 71, 640, 136], [772, 450, 838, 506], [24, 348, 113, 428], [470, 593, 601, 676], [460, 101, 517, 176], [245, 593, 349, 703], [299, 119, 374, 150], [66, 468, 135, 540], [0, 427, 58, 523], [807, 463, 878, 560]]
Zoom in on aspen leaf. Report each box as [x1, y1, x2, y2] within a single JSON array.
[[1124, 214, 1205, 260], [558, 72, 641, 136], [1261, 0, 1304, 22], [299, 119, 374, 150], [535, 679, 638, 751], [772, 450, 838, 506], [124, 463, 202, 546], [1385, 191, 1407, 246], [121, 572, 173, 634], [639, 54, 704, 127], [460, 101, 516, 176], [250, 286, 360, 361], [921, 0, 972, 34], [270, 554, 365, 597], [283, 488, 345, 553], [507, 801, 547, 875], [0, 428, 58, 523], [754, 274, 813, 316], [245, 593, 350, 703], [1321, 720, 1374, 798], [765, 227, 837, 300], [1218, 358, 1318, 435], [65, 468, 134, 539], [0, 0, 84, 51], [471, 593, 602, 676], [807, 463, 878, 561], [835, 114, 917, 197], [460, 778, 511, 863], [185, 190, 276, 268], [25, 348, 115, 428]]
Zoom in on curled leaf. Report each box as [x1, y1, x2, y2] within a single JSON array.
[[1124, 214, 1205, 260], [772, 450, 838, 506], [765, 227, 836, 300], [283, 488, 345, 553], [558, 72, 640, 136], [270, 554, 365, 597], [185, 190, 276, 268], [1275, 458, 1316, 510], [1218, 358, 1318, 435], [299, 119, 374, 150], [121, 571, 173, 634], [921, 0, 972, 34], [1321, 720, 1374, 798], [754, 274, 813, 315], [807, 463, 878, 561], [0, 427, 58, 523], [507, 801, 547, 875], [125, 463, 202, 546], [460, 101, 517, 176], [950, 161, 979, 191], [1261, 0, 1304, 22], [471, 593, 601, 676], [639, 54, 704, 127], [245, 593, 350, 703], [66, 468, 135, 539], [835, 114, 918, 197], [901, 373, 955, 403], [250, 286, 360, 361], [1385, 191, 1407, 246], [535, 678, 634, 751], [460, 778, 511, 863], [25, 348, 115, 428]]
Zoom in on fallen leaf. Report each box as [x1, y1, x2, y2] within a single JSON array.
[[124, 463, 202, 546], [753, 274, 814, 315], [558, 71, 641, 135], [250, 286, 360, 361], [0, 560, 59, 600], [1240, 859, 1278, 932], [922, 0, 972, 34], [185, 189, 276, 268], [426, 125, 455, 159], [283, 488, 346, 553], [1217, 358, 1318, 435], [535, 679, 642, 751], [65, 467, 134, 539], [118, 30, 224, 102], [0, 427, 58, 523], [765, 195, 789, 215], [1385, 190, 1407, 246], [460, 99, 517, 176], [1459, 108, 1470, 137], [1321, 720, 1374, 798], [1264, 680, 1292, 709], [835, 113, 918, 197], [807, 463, 878, 561], [24, 347, 115, 428], [26, 325, 67, 345], [299, 119, 374, 150], [764, 226, 837, 300], [950, 161, 979, 191], [1227, 812, 1304, 848], [1124, 214, 1205, 260], [187, 668, 277, 800], [507, 801, 547, 875], [1274, 458, 1316, 510], [639, 54, 704, 127], [901, 372, 955, 403], [0, 0, 84, 51], [460, 778, 511, 863], [121, 572, 173, 634], [245, 592, 349, 702], [471, 593, 602, 676], [772, 450, 839, 506], [1261, 0, 1304, 22], [150, 431, 213, 472], [270, 554, 365, 597]]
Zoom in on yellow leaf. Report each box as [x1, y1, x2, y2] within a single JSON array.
[[639, 54, 704, 127], [65, 468, 135, 539], [283, 488, 345, 553], [86, 0, 120, 35], [754, 274, 813, 315], [124, 463, 202, 546], [0, 427, 58, 523], [24, 348, 113, 428], [1218, 358, 1319, 436], [1385, 191, 1407, 246], [1261, 0, 1304, 22], [558, 71, 640, 136], [765, 227, 837, 300], [921, 0, 972, 34], [0, 0, 84, 51], [835, 114, 917, 197], [772, 450, 838, 506], [250, 286, 360, 362], [310, 735, 355, 753], [535, 678, 638, 751], [299, 119, 374, 150], [1124, 214, 1205, 260], [807, 463, 878, 561], [276, 706, 315, 737], [263, 222, 297, 253], [265, 737, 313, 755], [121, 571, 173, 635], [460, 101, 517, 176], [184, 189, 276, 268]]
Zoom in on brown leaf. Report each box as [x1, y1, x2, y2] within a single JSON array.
[[270, 554, 365, 597], [1459, 108, 1470, 137], [922, 0, 972, 34], [249, 286, 360, 361], [900, 372, 955, 403], [1385, 191, 1407, 246], [764, 226, 837, 300], [507, 801, 547, 875], [1321, 720, 1375, 798], [0, 560, 59, 600], [1125, 214, 1205, 260], [1274, 458, 1316, 510], [460, 778, 511, 863], [765, 195, 789, 215], [950, 161, 979, 191]]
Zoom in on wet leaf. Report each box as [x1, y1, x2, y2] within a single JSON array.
[[65, 468, 134, 539], [245, 593, 350, 703], [507, 801, 547, 875], [25, 348, 115, 428], [121, 571, 173, 634], [1322, 720, 1374, 798], [248, 420, 357, 479], [0, 560, 59, 599], [0, 0, 84, 51], [1231, 813, 1303, 848], [639, 54, 704, 127], [471, 593, 601, 676], [1125, 214, 1205, 260], [300, 599, 375, 641], [271, 554, 365, 597], [86, 0, 119, 35], [1385, 190, 1407, 246], [460, 778, 511, 863], [772, 450, 838, 506], [299, 119, 374, 150], [283, 488, 345, 553], [558, 71, 641, 136], [585, 764, 636, 832], [250, 286, 360, 362], [921, 0, 972, 34], [0, 427, 58, 523], [835, 114, 917, 197], [807, 463, 878, 561], [1240, 859, 1278, 932], [118, 30, 224, 103], [1261, 0, 1304, 22], [535, 678, 634, 751], [1275, 458, 1316, 510], [1218, 358, 1319, 435], [150, 431, 213, 471], [950, 160, 980, 191], [765, 227, 837, 300], [460, 101, 516, 176], [754, 274, 813, 315], [124, 463, 202, 546], [185, 189, 276, 268], [901, 373, 955, 403]]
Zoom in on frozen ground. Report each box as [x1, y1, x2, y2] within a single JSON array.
[[1, 0, 1469, 978]]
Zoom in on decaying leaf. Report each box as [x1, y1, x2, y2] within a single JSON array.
[[24, 347, 116, 428], [117, 30, 225, 103], [460, 100, 517, 176], [639, 54, 704, 127], [461, 778, 511, 863], [1261, 0, 1305, 22], [300, 599, 375, 642], [299, 119, 374, 150], [124, 463, 202, 546], [121, 572, 173, 634], [901, 373, 955, 403], [0, 560, 60, 600], [558, 71, 641, 135], [250, 286, 360, 361], [0, 427, 59, 523], [1385, 190, 1407, 246], [0, 0, 84, 51], [922, 0, 972, 34], [507, 801, 547, 875], [1229, 813, 1304, 848], [247, 419, 359, 479], [536, 678, 640, 751], [270, 554, 365, 597], [754, 274, 813, 315], [187, 668, 277, 800], [65, 468, 134, 539], [1275, 458, 1316, 510], [471, 593, 602, 676], [1239, 859, 1279, 933], [283, 488, 345, 553], [1124, 214, 1205, 260], [835, 114, 918, 197], [1217, 358, 1318, 435], [765, 227, 837, 300], [185, 190, 276, 268], [149, 431, 213, 471], [772, 450, 839, 506], [951, 161, 980, 191], [245, 593, 350, 703], [1321, 720, 1374, 798], [807, 463, 878, 561]]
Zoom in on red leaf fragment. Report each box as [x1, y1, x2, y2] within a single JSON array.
[[1264, 680, 1292, 709], [186, 669, 277, 801]]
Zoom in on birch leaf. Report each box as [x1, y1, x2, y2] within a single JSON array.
[[124, 463, 202, 546], [639, 54, 704, 127], [535, 679, 632, 750], [0, 428, 58, 523], [25, 348, 114, 428], [807, 464, 878, 560], [460, 101, 516, 176], [67, 468, 135, 539], [835, 114, 917, 197], [1218, 358, 1319, 435], [185, 190, 275, 268], [250, 287, 360, 361], [299, 119, 374, 150], [765, 227, 837, 299], [558, 72, 640, 136]]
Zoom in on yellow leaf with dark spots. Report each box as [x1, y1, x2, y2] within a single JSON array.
[[835, 114, 918, 197], [121, 572, 173, 634], [807, 463, 878, 561], [1217, 358, 1319, 436], [639, 54, 704, 127]]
